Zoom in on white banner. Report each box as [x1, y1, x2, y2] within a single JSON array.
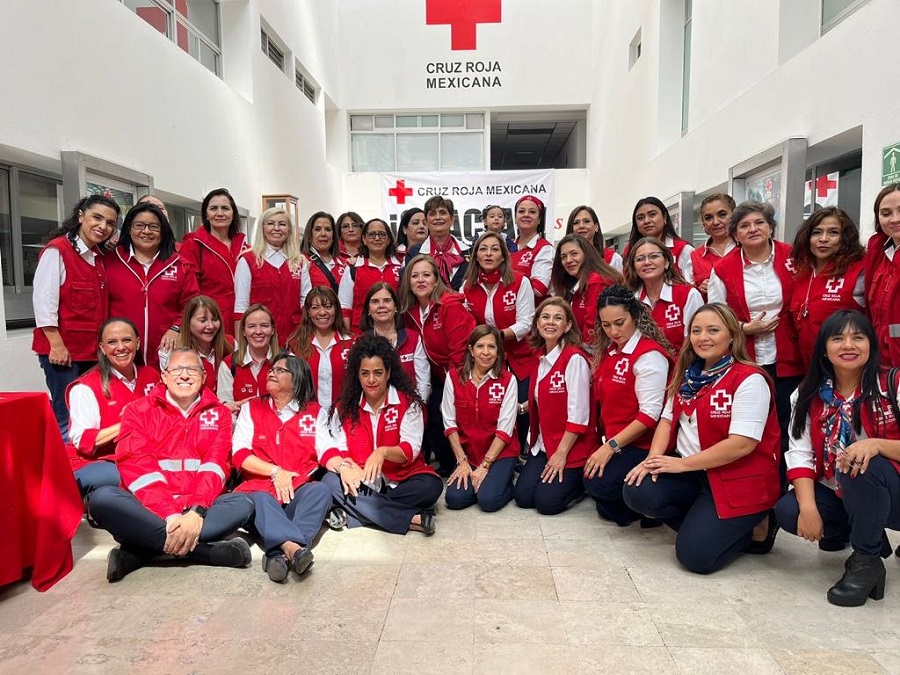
[[380, 169, 555, 247]]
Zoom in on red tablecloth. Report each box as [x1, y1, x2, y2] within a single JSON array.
[[0, 392, 84, 591]]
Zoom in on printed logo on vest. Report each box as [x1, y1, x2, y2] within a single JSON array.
[[161, 266, 179, 281], [341, 347, 350, 361], [664, 304, 681, 325], [549, 371, 565, 393], [240, 383, 255, 395], [144, 383, 155, 396], [400, 353, 414, 362], [199, 409, 220, 430], [298, 414, 317, 435], [518, 251, 534, 266], [710, 389, 733, 417], [785, 257, 796, 274], [824, 277, 845, 295], [383, 406, 400, 431], [488, 381, 505, 403], [502, 289, 516, 309]]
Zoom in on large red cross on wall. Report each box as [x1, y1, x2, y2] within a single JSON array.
[[426, 0, 502, 51]]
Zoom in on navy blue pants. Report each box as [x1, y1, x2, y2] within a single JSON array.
[[445, 456, 516, 512], [88, 486, 254, 552], [515, 375, 530, 454], [514, 452, 585, 515], [250, 482, 333, 557], [838, 456, 900, 556], [762, 364, 801, 488], [322, 471, 443, 534], [74, 461, 121, 497], [38, 355, 95, 442], [623, 471, 767, 574], [425, 372, 455, 475], [774, 481, 849, 543], [583, 445, 646, 526]]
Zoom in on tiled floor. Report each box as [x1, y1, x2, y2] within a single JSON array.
[[2, 498, 900, 674]]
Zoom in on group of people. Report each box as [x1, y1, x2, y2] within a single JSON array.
[[31, 185, 900, 607]]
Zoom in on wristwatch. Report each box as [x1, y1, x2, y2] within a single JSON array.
[[188, 505, 208, 518], [608, 438, 622, 454]]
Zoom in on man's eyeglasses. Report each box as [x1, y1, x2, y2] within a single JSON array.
[[165, 365, 203, 376]]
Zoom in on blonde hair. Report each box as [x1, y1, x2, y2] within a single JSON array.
[[177, 295, 233, 363], [529, 297, 582, 351], [251, 207, 305, 273], [235, 303, 278, 365], [399, 254, 449, 312]]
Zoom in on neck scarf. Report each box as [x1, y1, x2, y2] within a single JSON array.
[[678, 354, 734, 402], [818, 378, 859, 483], [431, 236, 464, 285], [478, 268, 502, 286]]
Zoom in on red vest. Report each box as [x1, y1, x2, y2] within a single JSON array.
[[105, 248, 199, 368], [307, 253, 344, 293], [290, 334, 354, 406], [405, 292, 476, 379], [395, 329, 421, 385], [463, 272, 537, 380], [668, 362, 781, 518], [511, 237, 553, 296], [241, 252, 304, 345], [791, 259, 865, 367], [64, 365, 159, 470], [644, 283, 695, 354], [178, 228, 248, 332], [711, 242, 802, 377], [691, 242, 731, 295], [603, 248, 616, 265], [529, 345, 596, 468], [864, 231, 900, 366], [446, 368, 520, 465], [232, 397, 321, 495], [32, 237, 109, 361], [594, 336, 671, 450], [342, 391, 437, 482], [344, 258, 402, 331], [223, 354, 271, 401], [570, 272, 615, 346]]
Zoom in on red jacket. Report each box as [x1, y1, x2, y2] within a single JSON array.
[[232, 397, 325, 495], [594, 336, 671, 450], [864, 231, 900, 367], [307, 253, 344, 293], [342, 257, 402, 331], [711, 242, 803, 377], [105, 248, 200, 368], [642, 282, 697, 354], [405, 292, 476, 379], [32, 236, 109, 361], [114, 383, 232, 519], [444, 368, 520, 465], [222, 354, 271, 401], [511, 237, 553, 296], [790, 259, 865, 367], [239, 251, 304, 345], [570, 271, 615, 346], [668, 362, 781, 518], [178, 228, 249, 331], [64, 365, 159, 471], [529, 345, 596, 469], [463, 272, 537, 380]]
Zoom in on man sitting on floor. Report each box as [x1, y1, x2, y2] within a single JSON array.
[[89, 347, 254, 581]]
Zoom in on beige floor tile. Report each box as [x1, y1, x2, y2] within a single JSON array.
[[544, 537, 625, 569], [476, 513, 544, 540], [473, 642, 577, 674], [326, 528, 410, 564], [473, 599, 567, 644], [648, 601, 761, 648], [289, 594, 391, 643], [552, 565, 641, 603], [772, 648, 888, 674], [873, 651, 900, 675], [381, 598, 475, 642], [0, 583, 68, 634], [405, 537, 548, 566], [203, 595, 312, 640], [475, 563, 557, 600], [372, 640, 474, 674], [561, 601, 663, 647], [572, 645, 679, 674], [668, 647, 783, 675], [393, 562, 476, 599]]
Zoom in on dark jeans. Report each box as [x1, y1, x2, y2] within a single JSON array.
[[38, 355, 95, 442], [583, 446, 646, 525], [445, 456, 516, 512], [425, 372, 454, 475], [623, 471, 767, 574], [516, 375, 530, 454], [774, 481, 850, 543], [513, 452, 585, 515], [249, 482, 333, 557], [838, 455, 900, 556], [74, 461, 121, 497]]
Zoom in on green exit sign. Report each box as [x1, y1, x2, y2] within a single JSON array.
[[884, 142, 900, 185]]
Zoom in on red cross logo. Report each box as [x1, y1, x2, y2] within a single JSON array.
[[710, 389, 732, 413], [785, 258, 796, 274], [665, 304, 681, 323], [341, 348, 350, 362], [503, 290, 516, 306], [825, 278, 845, 294], [425, 0, 501, 51], [199, 410, 219, 428], [614, 358, 630, 378], [518, 251, 534, 266], [384, 407, 399, 426], [814, 174, 838, 198], [143, 383, 154, 396], [162, 266, 178, 280], [298, 414, 317, 434], [489, 382, 505, 401], [550, 371, 565, 389], [388, 180, 413, 205]]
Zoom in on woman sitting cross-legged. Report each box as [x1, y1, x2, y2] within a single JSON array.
[[775, 310, 900, 606], [443, 325, 520, 512], [321, 334, 444, 535], [623, 303, 782, 574], [231, 354, 334, 582]]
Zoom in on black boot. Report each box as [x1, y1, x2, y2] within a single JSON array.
[[827, 551, 886, 607]]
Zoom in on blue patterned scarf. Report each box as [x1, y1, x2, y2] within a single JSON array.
[[678, 354, 735, 402], [818, 378, 858, 482]]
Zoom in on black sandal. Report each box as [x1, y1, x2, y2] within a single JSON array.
[[410, 510, 436, 536]]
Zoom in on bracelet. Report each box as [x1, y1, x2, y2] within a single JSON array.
[[456, 456, 468, 465], [518, 403, 527, 415], [270, 466, 281, 481], [480, 458, 494, 469], [336, 459, 352, 473], [170, 325, 180, 333]]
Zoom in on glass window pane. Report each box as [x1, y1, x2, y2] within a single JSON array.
[[352, 134, 395, 172], [14, 173, 61, 325], [746, 166, 783, 227], [421, 115, 439, 128], [0, 169, 11, 289], [124, 0, 170, 38], [396, 116, 418, 128], [397, 134, 439, 171], [441, 115, 464, 128], [823, 0, 859, 26], [440, 133, 484, 171], [466, 113, 484, 130], [374, 116, 395, 129], [350, 115, 374, 131], [182, 0, 219, 46], [199, 41, 218, 75]]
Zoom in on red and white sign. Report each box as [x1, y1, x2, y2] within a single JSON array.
[[805, 172, 839, 209], [426, 0, 502, 51]]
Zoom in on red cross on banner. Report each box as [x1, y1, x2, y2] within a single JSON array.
[[389, 179, 414, 204], [815, 174, 838, 198], [426, 0, 502, 51]]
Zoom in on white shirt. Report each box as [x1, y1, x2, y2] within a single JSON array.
[[32, 236, 98, 328], [480, 275, 535, 341], [666, 236, 696, 284], [610, 331, 669, 429], [530, 343, 591, 455], [216, 347, 275, 405], [68, 368, 140, 447], [311, 334, 343, 408], [234, 246, 312, 314], [662, 373, 770, 458], [165, 391, 203, 418], [637, 282, 704, 338], [337, 256, 401, 311], [707, 248, 781, 366], [232, 399, 332, 475], [440, 371, 519, 440], [517, 235, 554, 293]]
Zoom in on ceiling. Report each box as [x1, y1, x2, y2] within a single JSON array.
[[490, 112, 586, 170]]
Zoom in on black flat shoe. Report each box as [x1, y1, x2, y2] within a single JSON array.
[[106, 545, 152, 583], [326, 506, 348, 531], [640, 517, 662, 529], [263, 554, 289, 583], [291, 547, 315, 577], [410, 510, 436, 536], [745, 509, 778, 555]]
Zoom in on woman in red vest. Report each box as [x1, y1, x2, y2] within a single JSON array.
[[396, 207, 428, 260], [322, 334, 443, 535], [866, 184, 900, 366], [217, 304, 278, 414], [159, 295, 233, 391], [66, 318, 158, 496], [300, 211, 344, 294], [623, 303, 781, 574], [232, 354, 334, 582], [401, 254, 477, 476], [336, 211, 364, 264], [234, 207, 310, 345], [790, 207, 865, 368], [33, 195, 120, 440], [691, 193, 736, 297], [179, 188, 249, 334], [443, 325, 520, 512], [106, 202, 199, 369], [624, 197, 695, 283], [584, 286, 673, 526], [514, 298, 596, 515], [359, 282, 431, 403], [775, 310, 900, 605], [624, 236, 703, 354], [550, 233, 623, 346], [339, 218, 403, 332], [510, 195, 554, 299], [566, 205, 622, 272], [462, 231, 535, 450]]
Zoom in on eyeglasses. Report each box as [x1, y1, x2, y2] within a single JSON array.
[[270, 366, 291, 375], [633, 252, 664, 264], [366, 231, 388, 239], [342, 222, 363, 230], [132, 222, 161, 232], [165, 365, 203, 376]]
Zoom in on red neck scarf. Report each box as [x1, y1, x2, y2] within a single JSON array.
[[431, 237, 464, 284], [478, 269, 502, 286]]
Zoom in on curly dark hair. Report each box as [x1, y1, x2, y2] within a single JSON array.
[[592, 284, 673, 365], [791, 206, 864, 277], [331, 333, 423, 427]]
